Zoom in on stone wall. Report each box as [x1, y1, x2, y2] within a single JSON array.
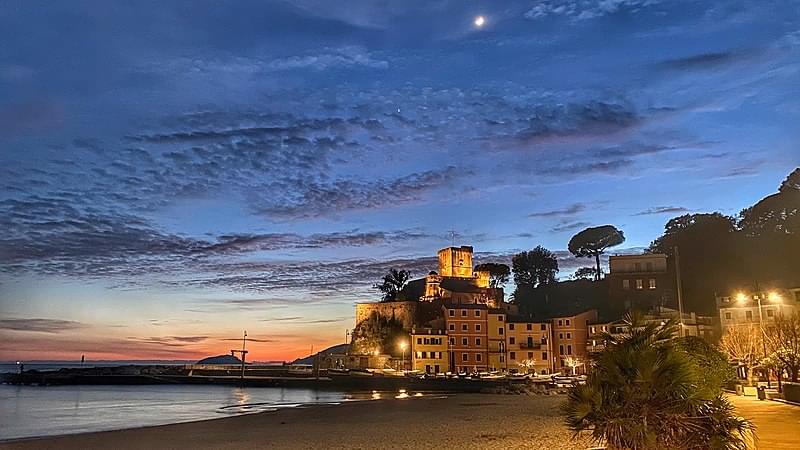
[[355, 301, 418, 330]]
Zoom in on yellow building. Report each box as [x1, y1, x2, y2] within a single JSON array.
[[487, 309, 507, 372], [410, 328, 449, 374], [505, 319, 552, 375]]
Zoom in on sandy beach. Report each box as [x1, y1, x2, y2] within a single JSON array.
[[0, 393, 592, 450]]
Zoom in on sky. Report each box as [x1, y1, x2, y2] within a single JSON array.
[[1, 0, 799, 362]]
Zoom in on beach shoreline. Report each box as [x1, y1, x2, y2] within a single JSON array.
[[0, 393, 591, 450]]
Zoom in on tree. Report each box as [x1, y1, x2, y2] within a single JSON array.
[[763, 312, 800, 382], [565, 317, 754, 449], [676, 336, 737, 393], [374, 269, 411, 302], [568, 225, 625, 280], [719, 325, 761, 381], [350, 312, 407, 357], [474, 262, 511, 288], [572, 266, 599, 281], [512, 246, 558, 288]]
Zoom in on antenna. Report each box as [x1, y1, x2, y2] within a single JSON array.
[[447, 230, 457, 247]]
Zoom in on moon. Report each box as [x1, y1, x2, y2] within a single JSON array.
[[474, 16, 485, 28]]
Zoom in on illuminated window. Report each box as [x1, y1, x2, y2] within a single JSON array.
[[649, 279, 656, 290], [636, 279, 644, 290]]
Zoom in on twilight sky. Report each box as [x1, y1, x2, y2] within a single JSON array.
[[1, 0, 798, 362]]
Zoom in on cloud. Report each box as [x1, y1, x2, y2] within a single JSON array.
[[550, 221, 591, 233], [266, 46, 389, 71], [633, 206, 689, 216], [529, 203, 586, 218], [657, 50, 757, 71], [0, 318, 85, 333], [525, 0, 663, 21]]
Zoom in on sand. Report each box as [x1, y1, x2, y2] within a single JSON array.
[[0, 393, 594, 450]]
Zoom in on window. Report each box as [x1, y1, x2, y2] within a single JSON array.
[[566, 332, 571, 339], [462, 338, 468, 346], [767, 309, 774, 318], [500, 355, 504, 362], [526, 323, 532, 331], [567, 345, 572, 355], [475, 310, 481, 317], [498, 328, 504, 335], [527, 337, 533, 347], [636, 279, 644, 290], [421, 351, 427, 358], [416, 352, 422, 358], [475, 338, 481, 346], [559, 345, 564, 355], [559, 333, 563, 339], [423, 338, 429, 345], [449, 309, 454, 317], [542, 351, 547, 360], [746, 310, 753, 320], [417, 338, 422, 344], [449, 323, 455, 331], [461, 310, 467, 317], [566, 319, 570, 326], [499, 315, 504, 321], [725, 312, 732, 320], [635, 262, 642, 271], [509, 337, 516, 344], [462, 353, 468, 361], [510, 352, 516, 360], [528, 352, 534, 359], [449, 337, 455, 345], [476, 353, 482, 362], [541, 324, 547, 331], [475, 324, 481, 332], [462, 324, 468, 331], [558, 320, 563, 326], [623, 279, 630, 290], [649, 279, 656, 290], [590, 326, 596, 334], [509, 323, 515, 330]]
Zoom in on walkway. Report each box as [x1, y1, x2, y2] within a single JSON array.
[[728, 394, 800, 449]]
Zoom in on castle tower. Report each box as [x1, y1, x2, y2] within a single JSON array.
[[437, 246, 474, 278]]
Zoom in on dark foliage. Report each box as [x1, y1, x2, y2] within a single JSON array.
[[568, 225, 625, 280], [474, 262, 511, 288], [512, 245, 559, 288], [374, 268, 411, 302]]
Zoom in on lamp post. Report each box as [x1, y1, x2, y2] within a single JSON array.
[[399, 341, 408, 374], [738, 288, 782, 389]]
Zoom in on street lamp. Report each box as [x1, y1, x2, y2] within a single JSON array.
[[399, 341, 407, 374], [738, 289, 783, 388]]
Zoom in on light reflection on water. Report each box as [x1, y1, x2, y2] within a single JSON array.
[[0, 385, 429, 441]]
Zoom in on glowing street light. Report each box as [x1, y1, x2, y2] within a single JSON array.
[[736, 292, 749, 304], [399, 341, 408, 374], [768, 291, 782, 303]]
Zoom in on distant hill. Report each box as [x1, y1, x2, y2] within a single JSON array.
[[196, 354, 242, 365], [291, 344, 348, 365]]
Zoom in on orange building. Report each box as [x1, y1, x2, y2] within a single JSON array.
[[505, 319, 552, 374], [551, 309, 598, 374], [444, 303, 489, 373]]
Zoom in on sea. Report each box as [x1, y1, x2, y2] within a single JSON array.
[[0, 361, 377, 441]]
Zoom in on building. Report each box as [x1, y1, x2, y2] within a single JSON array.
[[410, 328, 449, 374], [444, 303, 489, 373], [505, 318, 551, 374], [717, 287, 800, 335], [551, 309, 598, 374], [487, 309, 507, 372], [608, 254, 674, 313], [418, 246, 503, 307]]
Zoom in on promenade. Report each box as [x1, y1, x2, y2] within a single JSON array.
[[728, 394, 800, 449]]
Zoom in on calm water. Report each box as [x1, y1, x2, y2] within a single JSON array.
[[0, 384, 363, 441]]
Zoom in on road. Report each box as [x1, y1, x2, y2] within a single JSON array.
[[728, 394, 800, 449]]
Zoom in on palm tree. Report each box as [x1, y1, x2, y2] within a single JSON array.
[[564, 316, 754, 449], [374, 268, 411, 302]]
